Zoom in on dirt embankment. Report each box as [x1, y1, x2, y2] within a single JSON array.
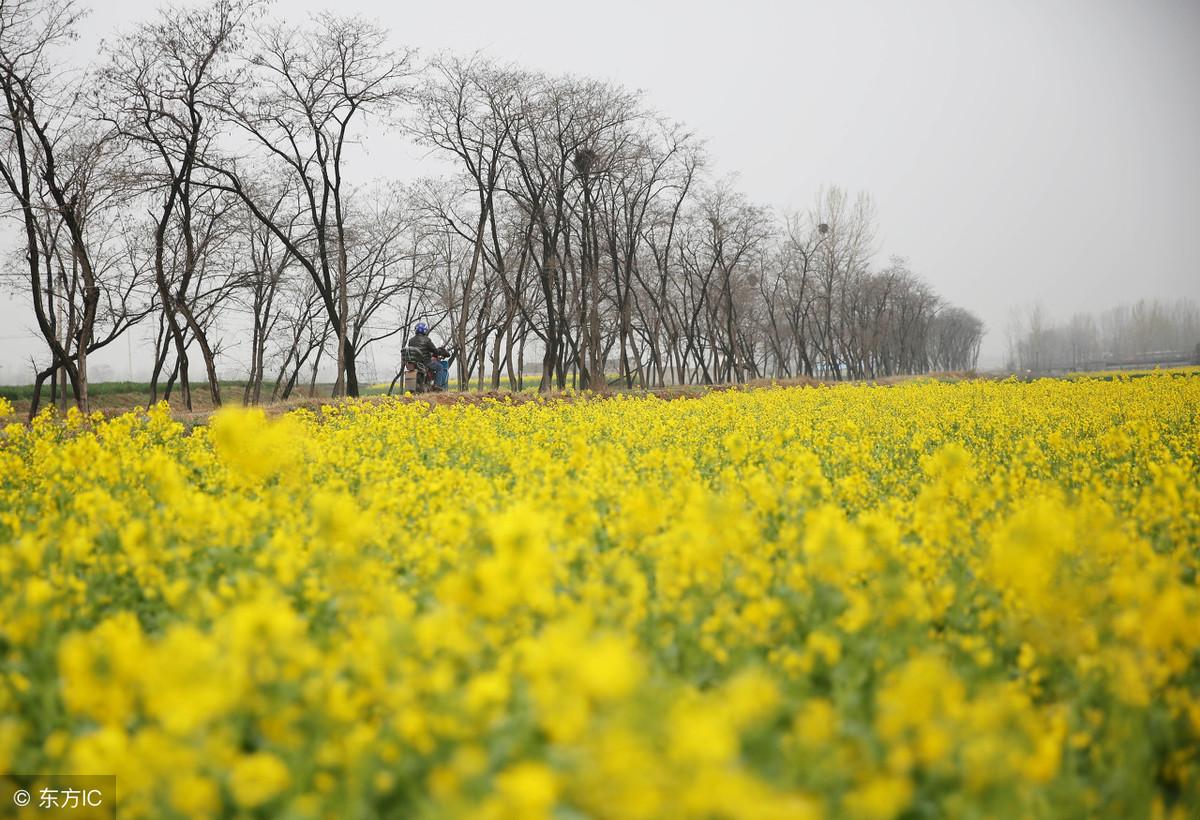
[[2, 372, 978, 426]]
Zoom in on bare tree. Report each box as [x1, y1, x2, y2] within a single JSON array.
[[233, 186, 297, 404], [414, 55, 517, 390], [206, 13, 413, 397], [1008, 298, 1197, 372], [0, 0, 154, 415], [98, 0, 256, 409]]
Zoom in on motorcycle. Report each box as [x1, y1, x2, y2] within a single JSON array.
[[391, 346, 447, 394]]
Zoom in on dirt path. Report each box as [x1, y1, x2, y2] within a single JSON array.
[[2, 372, 980, 427]]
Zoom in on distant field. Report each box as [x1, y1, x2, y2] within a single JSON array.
[[1060, 365, 1200, 380]]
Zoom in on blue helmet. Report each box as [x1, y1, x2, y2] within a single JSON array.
[[415, 322, 429, 335]]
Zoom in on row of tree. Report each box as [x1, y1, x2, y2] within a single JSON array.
[[0, 0, 984, 415], [1006, 299, 1200, 373]]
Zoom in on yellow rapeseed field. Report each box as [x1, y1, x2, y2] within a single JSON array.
[[0, 375, 1198, 818]]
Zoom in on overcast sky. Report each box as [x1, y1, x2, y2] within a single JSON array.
[[1, 0, 1197, 382]]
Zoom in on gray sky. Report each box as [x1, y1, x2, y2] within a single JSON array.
[[2, 0, 1198, 382]]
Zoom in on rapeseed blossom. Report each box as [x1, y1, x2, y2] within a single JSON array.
[[0, 374, 1198, 818]]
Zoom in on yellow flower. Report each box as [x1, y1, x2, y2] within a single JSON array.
[[229, 753, 290, 808], [575, 634, 643, 701], [170, 773, 219, 817], [493, 761, 559, 819], [668, 698, 738, 766], [793, 698, 838, 747], [845, 774, 913, 820]]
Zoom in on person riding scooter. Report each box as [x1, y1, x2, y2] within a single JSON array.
[[403, 323, 451, 391]]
